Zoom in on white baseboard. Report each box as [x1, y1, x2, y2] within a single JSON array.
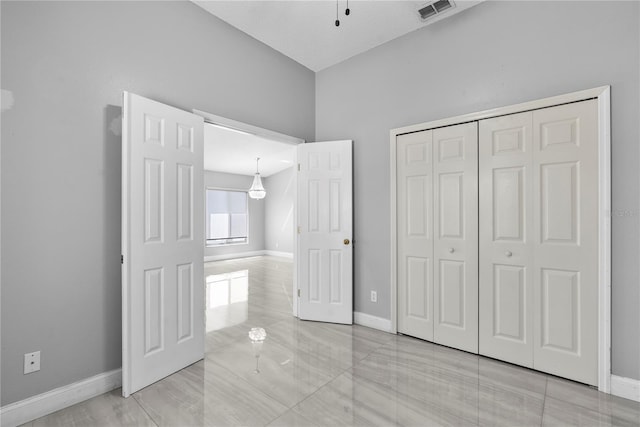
[[204, 250, 265, 262], [611, 375, 640, 402], [0, 369, 122, 427], [263, 250, 294, 259], [354, 311, 393, 333], [204, 250, 294, 263]]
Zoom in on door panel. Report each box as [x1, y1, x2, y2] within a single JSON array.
[[177, 263, 194, 342], [407, 257, 430, 318], [533, 100, 599, 385], [439, 260, 464, 328], [122, 92, 204, 397], [144, 268, 164, 355], [493, 167, 525, 241], [541, 268, 580, 353], [177, 164, 193, 241], [479, 112, 534, 367], [407, 176, 428, 236], [329, 250, 343, 303], [541, 162, 578, 244], [298, 140, 353, 324], [397, 130, 434, 341], [433, 122, 478, 353], [144, 159, 164, 242], [493, 264, 526, 342], [439, 173, 464, 238]]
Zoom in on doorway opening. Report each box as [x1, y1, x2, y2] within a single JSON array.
[[195, 111, 304, 345]]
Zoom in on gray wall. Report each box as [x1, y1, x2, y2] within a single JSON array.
[[315, 1, 640, 379], [0, 0, 314, 405], [204, 171, 265, 258], [264, 167, 295, 254], [2, 0, 639, 409]]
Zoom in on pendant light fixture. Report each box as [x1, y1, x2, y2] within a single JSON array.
[[248, 157, 266, 200]]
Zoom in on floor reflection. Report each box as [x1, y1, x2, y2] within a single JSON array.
[[205, 269, 249, 332], [203, 256, 294, 342]]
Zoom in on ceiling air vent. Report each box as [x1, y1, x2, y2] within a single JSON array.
[[418, 0, 455, 21]]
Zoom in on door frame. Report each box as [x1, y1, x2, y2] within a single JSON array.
[[192, 109, 305, 317], [389, 86, 611, 392]]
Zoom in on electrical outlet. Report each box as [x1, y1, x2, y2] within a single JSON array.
[[370, 291, 377, 303], [24, 351, 41, 374]]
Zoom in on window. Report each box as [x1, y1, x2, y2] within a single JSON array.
[[206, 189, 248, 246]]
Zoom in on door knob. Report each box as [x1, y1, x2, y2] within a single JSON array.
[[344, 239, 350, 245], [505, 251, 513, 257], [448, 247, 455, 253]]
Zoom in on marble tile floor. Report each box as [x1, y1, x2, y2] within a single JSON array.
[[24, 256, 640, 426]]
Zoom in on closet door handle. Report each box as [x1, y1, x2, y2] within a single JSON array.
[[505, 251, 513, 257], [448, 247, 455, 254]]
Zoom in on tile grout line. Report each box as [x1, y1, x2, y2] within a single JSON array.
[[261, 326, 395, 425], [263, 363, 354, 427], [132, 393, 161, 427], [201, 353, 298, 423], [274, 332, 399, 413], [540, 378, 548, 427]]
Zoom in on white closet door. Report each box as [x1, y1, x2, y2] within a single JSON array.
[[397, 130, 434, 341], [532, 100, 599, 385], [479, 112, 534, 367], [433, 122, 478, 353]]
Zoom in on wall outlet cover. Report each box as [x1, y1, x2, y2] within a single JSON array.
[[24, 351, 41, 374]]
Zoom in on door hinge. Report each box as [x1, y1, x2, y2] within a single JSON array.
[[121, 254, 124, 264], [297, 226, 301, 234], [298, 163, 301, 171], [297, 289, 301, 297]]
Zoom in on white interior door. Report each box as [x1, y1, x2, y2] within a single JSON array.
[[122, 92, 205, 397], [432, 122, 478, 353], [397, 130, 434, 341], [479, 111, 534, 367], [297, 140, 353, 324], [479, 100, 599, 385], [532, 100, 598, 385], [396, 123, 478, 352]]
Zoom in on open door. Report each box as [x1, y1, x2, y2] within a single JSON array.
[[122, 92, 204, 397], [297, 140, 353, 324]]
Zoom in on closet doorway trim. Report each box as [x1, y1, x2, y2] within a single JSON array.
[[389, 86, 611, 393]]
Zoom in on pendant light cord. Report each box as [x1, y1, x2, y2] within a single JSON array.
[[335, 0, 350, 26], [255, 157, 260, 174]]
